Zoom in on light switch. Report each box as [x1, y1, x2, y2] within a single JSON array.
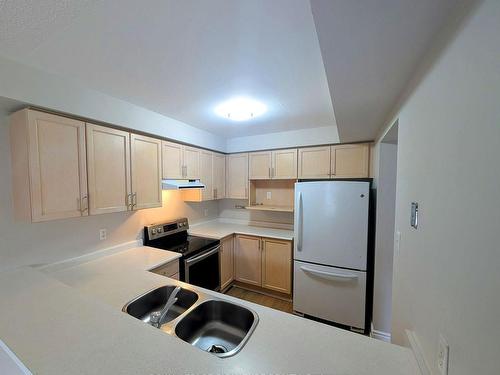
[[266, 191, 272, 200], [411, 202, 419, 229]]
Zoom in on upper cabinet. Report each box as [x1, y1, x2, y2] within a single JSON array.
[[161, 140, 183, 179], [272, 149, 298, 179], [10, 109, 162, 223], [249, 151, 272, 179], [10, 109, 88, 222], [199, 150, 213, 201], [298, 144, 370, 179], [130, 134, 162, 209], [249, 148, 297, 179], [331, 143, 370, 178], [183, 146, 200, 180], [161, 141, 200, 180], [213, 152, 226, 199], [298, 146, 331, 179], [86, 124, 131, 215], [226, 153, 248, 199]]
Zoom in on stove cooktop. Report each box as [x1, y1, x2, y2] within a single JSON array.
[[145, 231, 219, 258]]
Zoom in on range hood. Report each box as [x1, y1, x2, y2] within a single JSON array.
[[162, 179, 205, 190]]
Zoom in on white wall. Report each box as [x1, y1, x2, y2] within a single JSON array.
[[372, 142, 397, 336], [0, 114, 219, 272], [388, 1, 500, 374], [226, 125, 339, 153], [0, 56, 225, 151]]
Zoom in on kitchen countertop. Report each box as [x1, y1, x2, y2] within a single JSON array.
[[0, 245, 420, 375], [189, 219, 294, 241]]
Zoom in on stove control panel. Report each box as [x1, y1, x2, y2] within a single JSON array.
[[146, 218, 189, 241]]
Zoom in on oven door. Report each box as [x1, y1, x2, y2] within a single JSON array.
[[184, 245, 221, 291]]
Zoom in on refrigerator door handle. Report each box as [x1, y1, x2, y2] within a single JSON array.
[[297, 191, 303, 251], [300, 266, 358, 280]]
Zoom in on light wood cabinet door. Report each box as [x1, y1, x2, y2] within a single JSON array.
[[220, 236, 234, 290], [249, 151, 272, 179], [86, 124, 131, 215], [213, 153, 226, 199], [162, 140, 183, 179], [272, 149, 297, 179], [183, 146, 200, 179], [262, 238, 292, 294], [130, 134, 162, 209], [298, 146, 331, 179], [199, 150, 213, 201], [234, 235, 262, 286], [14, 110, 88, 222], [331, 143, 370, 178], [226, 153, 248, 199]]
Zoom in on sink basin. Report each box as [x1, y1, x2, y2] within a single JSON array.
[[123, 286, 198, 325], [174, 300, 258, 357]]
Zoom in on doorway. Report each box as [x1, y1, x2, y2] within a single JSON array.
[[372, 121, 398, 342]]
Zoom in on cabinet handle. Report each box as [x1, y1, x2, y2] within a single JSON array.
[[82, 195, 88, 213], [132, 192, 137, 209], [78, 196, 88, 213], [214, 188, 217, 199], [268, 167, 271, 178]]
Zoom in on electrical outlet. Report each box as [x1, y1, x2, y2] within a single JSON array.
[[204, 208, 209, 217], [266, 191, 272, 200], [437, 334, 449, 375], [99, 229, 107, 241]]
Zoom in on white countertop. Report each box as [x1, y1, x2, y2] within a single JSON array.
[[0, 245, 420, 375], [189, 219, 294, 240]]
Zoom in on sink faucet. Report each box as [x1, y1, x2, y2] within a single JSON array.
[[150, 286, 181, 328]]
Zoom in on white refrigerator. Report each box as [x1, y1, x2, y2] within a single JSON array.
[[293, 181, 370, 331]]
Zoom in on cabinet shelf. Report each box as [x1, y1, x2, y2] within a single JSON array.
[[248, 179, 295, 213], [245, 205, 294, 213]]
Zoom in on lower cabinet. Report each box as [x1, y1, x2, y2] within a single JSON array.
[[234, 235, 262, 286], [261, 238, 293, 294], [234, 234, 292, 294], [150, 259, 180, 279], [219, 236, 234, 290]]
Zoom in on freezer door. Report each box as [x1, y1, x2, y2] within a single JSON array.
[[294, 181, 369, 270], [293, 261, 366, 329]]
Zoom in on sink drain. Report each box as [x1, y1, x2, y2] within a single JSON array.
[[207, 344, 228, 354]]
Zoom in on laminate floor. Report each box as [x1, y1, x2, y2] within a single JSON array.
[[224, 286, 293, 314]]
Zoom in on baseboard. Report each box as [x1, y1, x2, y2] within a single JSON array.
[[370, 324, 391, 342], [0, 339, 33, 374], [406, 329, 431, 375], [36, 239, 143, 273]]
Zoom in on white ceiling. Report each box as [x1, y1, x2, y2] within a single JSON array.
[[0, 0, 336, 138], [310, 0, 466, 142], [0, 0, 467, 142]]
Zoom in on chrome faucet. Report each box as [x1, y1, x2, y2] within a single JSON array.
[[150, 286, 181, 328]]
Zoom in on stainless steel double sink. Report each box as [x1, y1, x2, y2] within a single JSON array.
[[122, 284, 259, 357]]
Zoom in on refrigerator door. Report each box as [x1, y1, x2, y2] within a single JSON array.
[[294, 181, 369, 270], [293, 260, 366, 329]]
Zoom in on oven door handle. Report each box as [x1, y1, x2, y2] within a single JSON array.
[[185, 245, 220, 266]]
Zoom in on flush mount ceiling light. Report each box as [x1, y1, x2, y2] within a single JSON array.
[[214, 97, 267, 121]]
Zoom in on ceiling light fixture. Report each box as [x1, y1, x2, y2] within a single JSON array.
[[214, 97, 267, 121]]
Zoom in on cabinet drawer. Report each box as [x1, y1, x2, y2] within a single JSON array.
[[151, 260, 179, 277], [293, 260, 366, 329]]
